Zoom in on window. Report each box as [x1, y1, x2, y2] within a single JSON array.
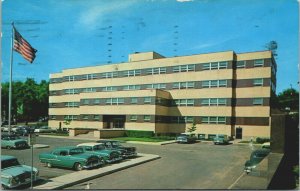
[[130, 115, 137, 121], [123, 85, 141, 90], [83, 74, 97, 80], [253, 98, 263, 105], [131, 97, 138, 104], [146, 67, 166, 75], [173, 99, 194, 106], [64, 115, 77, 120], [172, 64, 195, 72], [93, 99, 100, 104], [253, 78, 263, 86], [50, 115, 56, 120], [82, 88, 96, 93], [66, 76, 75, 82], [218, 80, 227, 87], [83, 115, 89, 120], [172, 82, 180, 89], [187, 99, 195, 106], [102, 86, 117, 92], [218, 98, 227, 106], [201, 117, 209, 124], [202, 62, 228, 70], [202, 80, 227, 88], [82, 99, 90, 105], [93, 115, 100, 120], [210, 99, 218, 106], [201, 99, 210, 105], [173, 82, 194, 89], [64, 89, 79, 94], [201, 116, 226, 124], [237, 61, 246, 68], [144, 115, 151, 122], [123, 70, 141, 77], [219, 62, 228, 69], [144, 97, 151, 104], [185, 116, 194, 123], [101, 72, 118, 78], [254, 59, 264, 67], [173, 66, 180, 73], [106, 98, 124, 105], [202, 63, 210, 70], [65, 102, 79, 107], [146, 83, 167, 89]]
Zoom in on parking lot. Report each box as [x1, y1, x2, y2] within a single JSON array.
[[1, 136, 256, 189]]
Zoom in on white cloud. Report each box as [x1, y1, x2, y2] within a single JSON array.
[[78, 1, 137, 31]]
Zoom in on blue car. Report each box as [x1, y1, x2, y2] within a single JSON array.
[[1, 155, 39, 189]]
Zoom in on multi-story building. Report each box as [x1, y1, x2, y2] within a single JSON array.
[[49, 50, 276, 140]]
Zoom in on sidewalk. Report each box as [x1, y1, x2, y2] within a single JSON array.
[[34, 153, 160, 190], [39, 135, 261, 146]]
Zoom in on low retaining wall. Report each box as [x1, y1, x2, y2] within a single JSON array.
[[69, 129, 94, 136], [94, 129, 125, 139]]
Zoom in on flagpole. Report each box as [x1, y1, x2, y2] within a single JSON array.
[[8, 22, 14, 134]]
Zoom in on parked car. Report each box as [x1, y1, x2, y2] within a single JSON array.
[[14, 126, 31, 136], [34, 126, 55, 133], [213, 134, 230, 145], [176, 133, 197, 144], [1, 134, 29, 149], [261, 142, 271, 149], [96, 140, 137, 158], [244, 148, 270, 174], [77, 143, 123, 163], [39, 146, 104, 171], [1, 155, 38, 189]]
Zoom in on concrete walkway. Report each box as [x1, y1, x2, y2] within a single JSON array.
[[34, 153, 160, 190], [38, 135, 262, 147]]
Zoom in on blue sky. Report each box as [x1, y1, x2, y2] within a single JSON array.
[[1, 0, 299, 93]]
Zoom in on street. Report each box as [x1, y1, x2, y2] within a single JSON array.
[[2, 136, 254, 189]]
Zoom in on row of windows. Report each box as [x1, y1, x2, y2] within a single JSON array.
[[55, 115, 226, 124], [59, 78, 267, 95], [51, 59, 272, 83], [59, 97, 265, 107]]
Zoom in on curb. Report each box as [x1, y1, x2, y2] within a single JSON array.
[[33, 144, 50, 149], [33, 153, 160, 190]]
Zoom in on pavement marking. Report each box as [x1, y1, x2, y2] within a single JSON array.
[[227, 171, 245, 189]]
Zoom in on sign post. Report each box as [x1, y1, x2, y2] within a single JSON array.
[[28, 133, 36, 189]]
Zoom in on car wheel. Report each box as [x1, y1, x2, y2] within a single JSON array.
[[46, 162, 52, 168], [74, 163, 83, 171]]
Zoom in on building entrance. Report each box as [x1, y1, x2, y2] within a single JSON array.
[[236, 127, 243, 139], [103, 115, 125, 129]]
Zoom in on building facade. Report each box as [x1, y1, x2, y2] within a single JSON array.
[[49, 50, 277, 140]]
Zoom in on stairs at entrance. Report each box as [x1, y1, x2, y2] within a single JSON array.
[[75, 131, 94, 138]]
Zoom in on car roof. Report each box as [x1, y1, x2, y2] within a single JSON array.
[[1, 155, 16, 161], [77, 142, 104, 147], [54, 146, 80, 150]]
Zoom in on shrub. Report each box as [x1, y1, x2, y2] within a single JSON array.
[[256, 137, 270, 144], [125, 130, 154, 138]]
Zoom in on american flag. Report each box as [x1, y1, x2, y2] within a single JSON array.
[[13, 27, 37, 63]]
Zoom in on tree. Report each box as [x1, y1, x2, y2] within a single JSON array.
[[187, 120, 197, 133], [277, 88, 299, 112], [265, 40, 278, 58]]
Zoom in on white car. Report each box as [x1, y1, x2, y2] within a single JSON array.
[[34, 126, 55, 133]]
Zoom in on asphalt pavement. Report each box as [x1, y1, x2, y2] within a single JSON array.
[[2, 136, 256, 189]]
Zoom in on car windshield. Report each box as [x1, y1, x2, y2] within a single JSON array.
[[69, 148, 84, 155], [9, 136, 21, 140], [218, 135, 225, 138], [1, 158, 20, 169], [111, 142, 120, 147], [93, 145, 105, 150]]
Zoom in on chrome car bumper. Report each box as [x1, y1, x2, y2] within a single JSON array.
[[83, 160, 104, 169], [106, 157, 123, 163], [123, 152, 137, 158]]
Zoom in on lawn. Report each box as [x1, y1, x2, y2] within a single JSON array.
[[111, 137, 175, 142]]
